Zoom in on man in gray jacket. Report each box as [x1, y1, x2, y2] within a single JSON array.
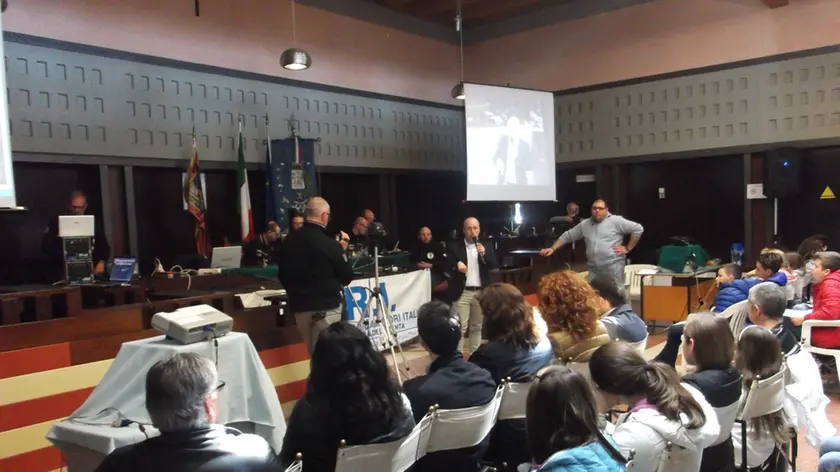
[[540, 199, 643, 287]]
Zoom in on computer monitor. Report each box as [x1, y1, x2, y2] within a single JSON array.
[[58, 215, 95, 238], [110, 257, 136, 283], [211, 246, 242, 269]]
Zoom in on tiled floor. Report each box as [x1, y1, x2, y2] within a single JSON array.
[[385, 335, 838, 471]]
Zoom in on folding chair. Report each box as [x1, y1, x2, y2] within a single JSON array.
[[801, 319, 840, 384], [624, 264, 657, 299], [720, 300, 750, 339], [734, 366, 796, 472], [497, 378, 533, 421], [425, 384, 505, 453], [334, 412, 434, 472], [626, 334, 648, 356], [284, 453, 302, 472]]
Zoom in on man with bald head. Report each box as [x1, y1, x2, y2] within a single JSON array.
[[446, 217, 499, 352], [410, 227, 449, 299], [411, 227, 435, 268], [540, 199, 643, 287], [278, 197, 354, 353]]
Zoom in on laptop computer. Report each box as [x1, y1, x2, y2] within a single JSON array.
[[211, 246, 242, 269], [58, 215, 95, 238], [109, 257, 136, 284]]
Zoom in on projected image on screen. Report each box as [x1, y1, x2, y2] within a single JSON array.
[[0, 12, 16, 209], [465, 83, 556, 202]]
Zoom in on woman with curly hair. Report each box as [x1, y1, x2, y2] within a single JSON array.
[[538, 271, 611, 363], [469, 283, 554, 470]]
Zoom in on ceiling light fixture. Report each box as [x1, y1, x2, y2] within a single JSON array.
[[280, 0, 311, 71], [451, 0, 466, 100]]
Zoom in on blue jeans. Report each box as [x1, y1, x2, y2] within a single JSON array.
[[819, 436, 840, 472]]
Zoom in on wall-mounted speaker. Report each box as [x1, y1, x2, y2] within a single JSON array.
[[764, 148, 804, 198]]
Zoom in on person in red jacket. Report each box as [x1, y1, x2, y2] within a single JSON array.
[[791, 251, 840, 348]]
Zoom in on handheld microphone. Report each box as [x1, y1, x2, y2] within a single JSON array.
[[474, 237, 486, 264]]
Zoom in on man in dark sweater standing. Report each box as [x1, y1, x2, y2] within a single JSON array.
[[278, 197, 353, 353]]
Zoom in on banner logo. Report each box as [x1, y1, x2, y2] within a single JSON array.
[[345, 283, 397, 321]]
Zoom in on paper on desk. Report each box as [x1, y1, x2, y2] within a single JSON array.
[[236, 289, 286, 308]]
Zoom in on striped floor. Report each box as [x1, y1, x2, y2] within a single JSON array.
[[0, 342, 311, 471], [2, 334, 835, 471]]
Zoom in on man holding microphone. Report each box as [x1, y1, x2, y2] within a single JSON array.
[[540, 199, 643, 287], [446, 217, 499, 353]]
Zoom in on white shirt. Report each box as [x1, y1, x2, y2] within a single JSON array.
[[465, 239, 482, 288]]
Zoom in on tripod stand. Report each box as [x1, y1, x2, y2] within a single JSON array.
[[347, 246, 410, 384]]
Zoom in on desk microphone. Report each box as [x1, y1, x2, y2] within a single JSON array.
[[473, 237, 486, 264]]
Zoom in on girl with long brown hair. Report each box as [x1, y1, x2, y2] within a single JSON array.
[[682, 315, 742, 472], [470, 282, 554, 470], [589, 342, 719, 471], [526, 366, 626, 471], [731, 326, 793, 470]]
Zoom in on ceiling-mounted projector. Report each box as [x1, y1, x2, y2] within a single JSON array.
[[152, 304, 233, 344]]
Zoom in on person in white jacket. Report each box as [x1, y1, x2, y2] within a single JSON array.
[[590, 342, 720, 471]]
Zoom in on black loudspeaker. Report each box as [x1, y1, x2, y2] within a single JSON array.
[[764, 148, 803, 198]]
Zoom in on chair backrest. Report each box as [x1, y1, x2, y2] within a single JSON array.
[[426, 384, 505, 453], [284, 455, 303, 472], [335, 413, 434, 472], [719, 300, 749, 338], [711, 401, 742, 446], [738, 365, 787, 421], [626, 335, 648, 356], [625, 264, 658, 295], [497, 379, 533, 421], [655, 442, 673, 472]]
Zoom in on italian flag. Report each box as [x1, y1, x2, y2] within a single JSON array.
[[236, 123, 254, 242]]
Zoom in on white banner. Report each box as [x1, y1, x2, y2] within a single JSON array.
[[344, 270, 431, 350]]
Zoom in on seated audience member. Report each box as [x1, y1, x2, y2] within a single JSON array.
[[95, 353, 276, 472], [715, 263, 755, 312], [681, 316, 742, 472], [589, 276, 647, 346], [654, 263, 757, 368], [279, 323, 415, 472], [731, 327, 793, 470], [752, 250, 789, 287], [798, 236, 826, 300], [784, 251, 803, 304], [790, 251, 840, 348], [589, 342, 719, 471], [538, 271, 611, 362], [819, 436, 840, 472], [403, 301, 497, 471], [241, 222, 282, 267], [525, 366, 626, 472], [747, 282, 800, 355], [469, 283, 554, 470]]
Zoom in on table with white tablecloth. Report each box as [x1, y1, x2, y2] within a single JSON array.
[[47, 332, 286, 472]]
